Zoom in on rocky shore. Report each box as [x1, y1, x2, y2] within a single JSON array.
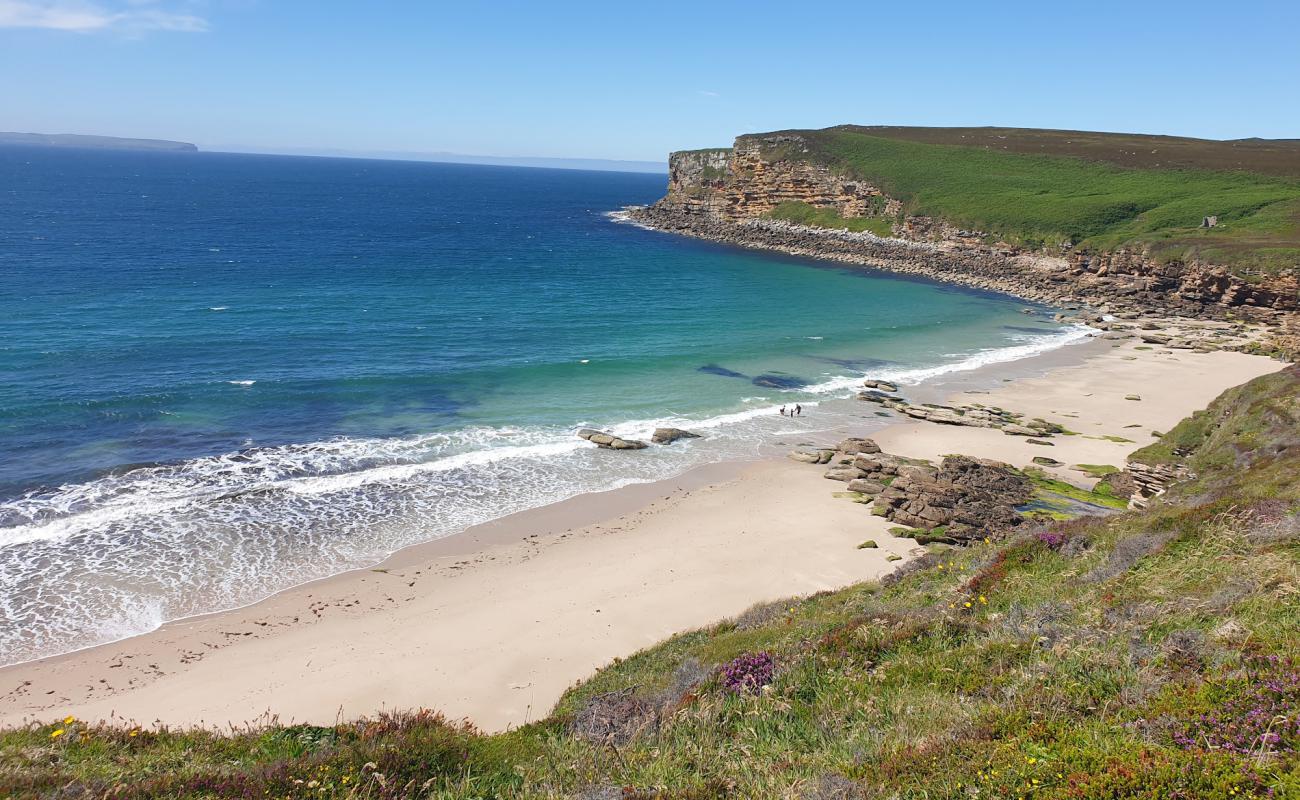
[[792, 435, 1034, 544], [623, 204, 1299, 358], [628, 205, 1290, 317]]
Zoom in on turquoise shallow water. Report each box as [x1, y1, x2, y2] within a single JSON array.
[[0, 147, 1087, 665]]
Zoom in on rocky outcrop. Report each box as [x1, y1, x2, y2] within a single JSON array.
[[651, 427, 701, 445], [870, 455, 1032, 541], [578, 429, 648, 450], [1126, 461, 1193, 509], [857, 391, 1067, 437], [841, 453, 1032, 541], [628, 134, 1297, 319], [788, 448, 836, 464], [790, 437, 1034, 542]]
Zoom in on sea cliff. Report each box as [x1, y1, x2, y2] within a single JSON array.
[[626, 129, 1300, 325]]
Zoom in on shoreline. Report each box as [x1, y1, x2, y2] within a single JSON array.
[[0, 286, 1103, 673], [615, 206, 1297, 330], [0, 324, 1108, 674], [0, 327, 1282, 732]]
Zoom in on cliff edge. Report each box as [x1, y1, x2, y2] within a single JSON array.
[[627, 126, 1300, 321]]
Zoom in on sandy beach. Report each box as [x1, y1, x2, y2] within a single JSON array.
[[0, 335, 1283, 733]]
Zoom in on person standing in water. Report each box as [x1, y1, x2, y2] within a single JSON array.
[[779, 406, 787, 416], [795, 404, 803, 416]]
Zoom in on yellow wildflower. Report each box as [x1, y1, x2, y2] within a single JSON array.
[[50, 729, 64, 739], [63, 715, 76, 725]]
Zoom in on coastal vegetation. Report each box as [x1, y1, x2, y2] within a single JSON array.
[[766, 126, 1300, 274], [768, 200, 896, 237], [3, 365, 1297, 798]]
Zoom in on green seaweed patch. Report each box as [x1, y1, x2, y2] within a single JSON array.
[[1072, 463, 1121, 478], [857, 539, 879, 549], [1024, 466, 1130, 510], [832, 491, 871, 504], [1084, 434, 1136, 444]]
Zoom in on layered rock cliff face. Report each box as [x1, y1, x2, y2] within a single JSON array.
[[631, 133, 1298, 319], [665, 137, 903, 221]]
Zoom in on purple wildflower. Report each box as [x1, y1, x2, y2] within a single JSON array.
[[1036, 530, 1067, 550], [1176, 655, 1300, 756], [719, 651, 775, 695]]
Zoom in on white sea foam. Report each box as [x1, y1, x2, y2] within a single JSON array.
[[604, 208, 657, 231], [802, 324, 1096, 394], [227, 380, 256, 386]]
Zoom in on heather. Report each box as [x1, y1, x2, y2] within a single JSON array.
[[3, 366, 1299, 798]]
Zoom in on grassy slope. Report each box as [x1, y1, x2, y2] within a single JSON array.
[[749, 126, 1300, 276], [767, 200, 895, 237], [4, 367, 1299, 799]]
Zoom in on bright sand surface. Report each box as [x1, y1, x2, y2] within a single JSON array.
[[0, 337, 1283, 732]]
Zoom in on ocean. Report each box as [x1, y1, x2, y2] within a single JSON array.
[[0, 147, 1089, 666]]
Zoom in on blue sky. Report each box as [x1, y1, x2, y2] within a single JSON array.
[[2, 0, 1297, 163]]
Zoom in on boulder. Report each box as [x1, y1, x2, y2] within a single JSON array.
[[863, 379, 899, 392], [578, 429, 647, 450], [1001, 424, 1039, 436], [609, 438, 649, 450], [853, 455, 897, 474], [838, 437, 881, 455], [788, 450, 823, 463], [652, 427, 700, 445], [846, 479, 886, 495], [857, 390, 893, 403], [823, 466, 865, 482], [1032, 456, 1064, 466]]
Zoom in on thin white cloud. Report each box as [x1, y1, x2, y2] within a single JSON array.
[[697, 90, 720, 98], [0, 0, 207, 33]]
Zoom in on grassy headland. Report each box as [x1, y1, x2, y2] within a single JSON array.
[[3, 365, 1298, 798], [748, 126, 1300, 276]]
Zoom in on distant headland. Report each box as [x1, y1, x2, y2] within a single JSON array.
[[0, 132, 198, 152]]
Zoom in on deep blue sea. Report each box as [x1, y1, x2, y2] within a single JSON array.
[[0, 147, 1089, 665]]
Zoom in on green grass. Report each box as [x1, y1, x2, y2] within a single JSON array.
[[742, 127, 1300, 274], [1130, 363, 1300, 477], [767, 200, 896, 237], [5, 367, 1299, 799]]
